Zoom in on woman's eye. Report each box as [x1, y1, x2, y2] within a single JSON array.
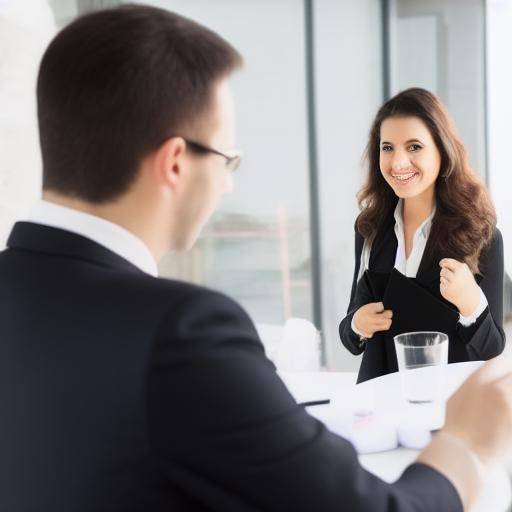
[[381, 145, 392, 152], [409, 144, 422, 152]]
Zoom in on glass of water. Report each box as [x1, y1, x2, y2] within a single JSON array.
[[394, 331, 449, 404]]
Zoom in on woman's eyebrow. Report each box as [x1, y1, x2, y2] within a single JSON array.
[[380, 138, 425, 145]]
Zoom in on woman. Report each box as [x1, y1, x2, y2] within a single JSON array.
[[339, 87, 505, 383]]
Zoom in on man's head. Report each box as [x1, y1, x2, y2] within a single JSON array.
[[37, 4, 242, 256]]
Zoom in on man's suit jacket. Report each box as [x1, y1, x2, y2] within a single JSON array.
[[0, 222, 463, 511], [339, 217, 505, 383]]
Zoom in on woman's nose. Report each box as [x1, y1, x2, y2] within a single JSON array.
[[390, 150, 411, 171]]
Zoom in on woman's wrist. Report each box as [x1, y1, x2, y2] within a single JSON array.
[[456, 284, 481, 317], [351, 312, 368, 338]]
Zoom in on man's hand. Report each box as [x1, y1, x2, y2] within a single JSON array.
[[417, 356, 512, 510], [443, 355, 512, 466]]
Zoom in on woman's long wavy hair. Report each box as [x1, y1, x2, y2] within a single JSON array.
[[356, 87, 496, 273]]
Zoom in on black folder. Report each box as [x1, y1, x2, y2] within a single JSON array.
[[383, 269, 459, 339], [361, 268, 459, 339], [364, 270, 391, 300]]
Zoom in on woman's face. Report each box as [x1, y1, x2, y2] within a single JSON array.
[[379, 115, 441, 200]]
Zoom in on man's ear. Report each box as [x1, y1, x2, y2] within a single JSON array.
[[153, 137, 187, 188]]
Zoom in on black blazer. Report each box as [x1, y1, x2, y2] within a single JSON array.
[[339, 218, 505, 383], [0, 222, 463, 511]]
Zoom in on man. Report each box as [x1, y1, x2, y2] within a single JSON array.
[[0, 4, 511, 511]]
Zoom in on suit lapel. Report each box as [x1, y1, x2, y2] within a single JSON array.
[[368, 218, 397, 273], [415, 237, 443, 298]]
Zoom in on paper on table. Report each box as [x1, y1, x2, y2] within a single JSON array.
[[308, 406, 432, 454], [305, 383, 434, 454], [292, 363, 485, 455]]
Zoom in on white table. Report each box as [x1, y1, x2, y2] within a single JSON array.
[[280, 362, 512, 512]]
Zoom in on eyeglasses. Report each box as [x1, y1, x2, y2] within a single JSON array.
[[184, 139, 242, 172]]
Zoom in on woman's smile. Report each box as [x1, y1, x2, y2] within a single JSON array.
[[390, 170, 420, 186]]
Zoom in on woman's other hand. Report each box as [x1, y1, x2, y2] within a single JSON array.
[[353, 302, 393, 339], [439, 258, 480, 316]]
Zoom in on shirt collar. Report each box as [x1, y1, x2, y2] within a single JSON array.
[[393, 198, 436, 239], [24, 200, 159, 277]]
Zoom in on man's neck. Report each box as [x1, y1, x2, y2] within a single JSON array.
[[42, 190, 164, 261]]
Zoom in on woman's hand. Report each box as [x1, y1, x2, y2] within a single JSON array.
[[353, 302, 393, 339], [439, 258, 480, 316]]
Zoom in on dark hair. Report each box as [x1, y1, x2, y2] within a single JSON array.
[[37, 4, 242, 202], [357, 87, 496, 273]]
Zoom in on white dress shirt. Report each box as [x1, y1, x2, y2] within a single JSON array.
[[23, 199, 159, 277], [352, 199, 487, 336]]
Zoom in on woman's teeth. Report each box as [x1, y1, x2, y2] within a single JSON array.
[[392, 172, 417, 181]]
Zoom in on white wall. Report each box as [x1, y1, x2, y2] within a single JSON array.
[[135, 0, 311, 220], [394, 0, 487, 179], [314, 0, 383, 370], [0, 0, 56, 246], [487, 0, 512, 276]]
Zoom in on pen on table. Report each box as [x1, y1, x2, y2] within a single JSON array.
[[298, 399, 331, 407]]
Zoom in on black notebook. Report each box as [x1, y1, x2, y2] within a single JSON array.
[[364, 270, 391, 301], [362, 268, 459, 339], [383, 269, 459, 339]]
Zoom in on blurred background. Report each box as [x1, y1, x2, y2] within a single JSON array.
[[1, 0, 511, 370]]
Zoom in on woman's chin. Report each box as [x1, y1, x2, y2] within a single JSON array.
[[388, 177, 430, 199], [393, 187, 421, 199]]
